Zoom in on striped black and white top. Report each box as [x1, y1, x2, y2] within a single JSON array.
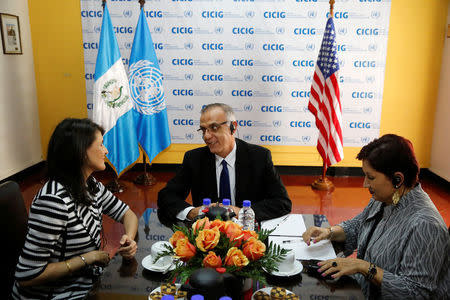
[[12, 178, 129, 299]]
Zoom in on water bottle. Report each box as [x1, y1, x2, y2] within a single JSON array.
[[191, 295, 204, 300], [199, 198, 211, 216], [238, 200, 255, 231], [222, 198, 234, 218]]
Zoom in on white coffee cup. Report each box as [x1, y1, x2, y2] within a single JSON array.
[[151, 241, 172, 268], [277, 251, 295, 273]]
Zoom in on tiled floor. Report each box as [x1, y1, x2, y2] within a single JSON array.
[[17, 167, 450, 256]]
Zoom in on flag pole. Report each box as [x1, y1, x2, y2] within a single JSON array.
[[132, 0, 156, 186], [311, 0, 336, 192]]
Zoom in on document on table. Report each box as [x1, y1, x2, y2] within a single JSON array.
[[260, 214, 306, 236], [269, 236, 337, 260], [261, 214, 336, 260]]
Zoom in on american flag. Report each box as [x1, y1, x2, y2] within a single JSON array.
[[308, 17, 343, 168]]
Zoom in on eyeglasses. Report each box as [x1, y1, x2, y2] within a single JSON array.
[[197, 121, 229, 135]]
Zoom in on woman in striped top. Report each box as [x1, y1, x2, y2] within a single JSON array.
[[12, 118, 138, 299]]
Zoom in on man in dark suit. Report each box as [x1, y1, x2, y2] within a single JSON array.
[[157, 103, 291, 223]]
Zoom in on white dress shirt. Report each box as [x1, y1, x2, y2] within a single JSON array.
[[176, 142, 237, 221]]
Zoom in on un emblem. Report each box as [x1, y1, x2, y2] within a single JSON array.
[[185, 133, 194, 140], [274, 90, 283, 97], [308, 11, 317, 18], [368, 44, 377, 52], [338, 27, 347, 35], [306, 43, 315, 51], [125, 42, 132, 50], [273, 120, 282, 127], [304, 75, 312, 82], [185, 74, 194, 80], [276, 27, 285, 34], [185, 104, 194, 111], [184, 10, 193, 18], [302, 136, 311, 143], [215, 27, 224, 34], [274, 59, 284, 66], [363, 107, 373, 114], [94, 26, 101, 33], [244, 74, 253, 81], [303, 106, 310, 113], [246, 11, 255, 18], [245, 43, 254, 50], [361, 137, 370, 144], [215, 59, 223, 65], [214, 89, 223, 96], [123, 10, 132, 18], [244, 104, 253, 112], [371, 11, 381, 19], [129, 60, 165, 115], [158, 58, 163, 65], [366, 76, 375, 83], [243, 134, 252, 141], [184, 42, 193, 50], [154, 27, 163, 34]]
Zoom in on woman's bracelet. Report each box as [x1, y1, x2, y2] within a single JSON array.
[[79, 255, 88, 267], [65, 260, 72, 274], [327, 226, 334, 240]]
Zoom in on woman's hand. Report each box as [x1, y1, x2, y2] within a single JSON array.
[[117, 234, 137, 259], [85, 250, 111, 267], [317, 257, 369, 279], [302, 226, 330, 245]]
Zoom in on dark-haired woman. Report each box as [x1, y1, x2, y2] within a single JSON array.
[[303, 134, 449, 299], [12, 118, 138, 299]]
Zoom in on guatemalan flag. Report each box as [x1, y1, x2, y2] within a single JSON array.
[[93, 4, 140, 175], [128, 7, 171, 163]]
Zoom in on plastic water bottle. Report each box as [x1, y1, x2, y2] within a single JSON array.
[[238, 200, 255, 230], [222, 198, 234, 218], [199, 198, 211, 216], [191, 295, 204, 300]]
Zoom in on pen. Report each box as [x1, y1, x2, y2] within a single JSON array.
[[282, 238, 304, 244]]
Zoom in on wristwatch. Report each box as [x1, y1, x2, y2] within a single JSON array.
[[366, 262, 377, 280]]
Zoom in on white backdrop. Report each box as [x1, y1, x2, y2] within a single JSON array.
[[80, 0, 391, 147]]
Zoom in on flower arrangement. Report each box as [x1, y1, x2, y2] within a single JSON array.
[[156, 216, 289, 284]]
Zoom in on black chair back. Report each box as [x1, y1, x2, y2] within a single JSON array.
[[0, 181, 28, 298]]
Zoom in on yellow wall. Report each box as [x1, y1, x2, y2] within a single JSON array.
[[28, 0, 449, 167]]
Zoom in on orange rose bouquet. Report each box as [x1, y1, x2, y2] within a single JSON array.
[[157, 217, 288, 284]]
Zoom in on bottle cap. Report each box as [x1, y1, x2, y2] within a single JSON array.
[[161, 296, 175, 300], [222, 199, 231, 206], [243, 200, 251, 207], [219, 297, 232, 300], [203, 198, 211, 206], [191, 295, 204, 300]]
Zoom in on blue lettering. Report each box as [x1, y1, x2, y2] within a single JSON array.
[[291, 91, 311, 98], [232, 27, 255, 34], [172, 58, 194, 66], [262, 43, 285, 51], [173, 119, 194, 126], [349, 122, 371, 129], [81, 11, 103, 18], [231, 90, 253, 97], [201, 74, 224, 81], [356, 28, 379, 36], [261, 105, 283, 112], [293, 28, 316, 35], [171, 26, 193, 34], [113, 26, 133, 34], [354, 60, 376, 68], [262, 75, 284, 82], [172, 89, 194, 96], [292, 60, 315, 67], [289, 121, 311, 128], [83, 42, 98, 50], [260, 135, 281, 142], [237, 120, 253, 127], [202, 43, 224, 50], [201, 11, 223, 18], [145, 10, 163, 18], [352, 91, 374, 99], [232, 59, 254, 66], [263, 11, 286, 18]]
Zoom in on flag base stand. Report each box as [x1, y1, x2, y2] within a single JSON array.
[[105, 178, 125, 193], [311, 177, 335, 191], [134, 172, 156, 186]]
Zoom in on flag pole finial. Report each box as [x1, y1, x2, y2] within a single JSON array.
[[102, 0, 106, 9], [139, 0, 145, 8], [329, 0, 335, 17]]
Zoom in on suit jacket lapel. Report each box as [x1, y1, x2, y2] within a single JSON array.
[[235, 139, 249, 207], [203, 150, 218, 201]]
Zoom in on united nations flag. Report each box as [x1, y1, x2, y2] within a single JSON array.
[[128, 6, 171, 163]]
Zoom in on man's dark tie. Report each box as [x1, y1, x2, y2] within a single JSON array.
[[219, 160, 231, 200]]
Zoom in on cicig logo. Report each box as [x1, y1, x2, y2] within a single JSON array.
[[232, 59, 254, 66], [238, 120, 253, 127], [356, 28, 379, 36], [173, 119, 194, 126], [260, 135, 281, 142], [81, 10, 102, 18], [290, 121, 311, 128], [353, 60, 376, 68], [85, 73, 95, 80], [262, 75, 283, 82], [292, 60, 314, 67], [202, 43, 223, 50], [202, 74, 223, 81], [352, 91, 375, 99], [145, 11, 163, 18], [232, 27, 254, 34], [202, 11, 223, 18], [171, 26, 193, 34], [326, 11, 348, 19], [264, 11, 286, 18], [154, 43, 164, 50], [232, 90, 253, 97], [172, 58, 193, 66], [291, 90, 310, 98], [263, 43, 284, 51], [349, 122, 371, 129], [261, 105, 282, 112], [83, 42, 98, 50], [294, 28, 316, 35], [172, 89, 193, 96]]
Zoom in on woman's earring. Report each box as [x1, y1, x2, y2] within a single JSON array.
[[392, 190, 400, 205]]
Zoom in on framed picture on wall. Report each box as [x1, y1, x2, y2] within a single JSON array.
[[0, 13, 22, 55]]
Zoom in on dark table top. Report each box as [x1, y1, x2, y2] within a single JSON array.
[[88, 209, 364, 300]]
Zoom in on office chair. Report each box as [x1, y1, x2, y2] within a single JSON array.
[[0, 181, 28, 298]]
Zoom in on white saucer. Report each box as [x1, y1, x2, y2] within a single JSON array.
[[148, 283, 183, 300], [252, 287, 294, 300], [142, 254, 176, 273], [264, 260, 303, 277]]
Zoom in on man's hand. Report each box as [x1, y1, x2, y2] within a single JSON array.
[[187, 206, 203, 220], [230, 205, 240, 218]]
